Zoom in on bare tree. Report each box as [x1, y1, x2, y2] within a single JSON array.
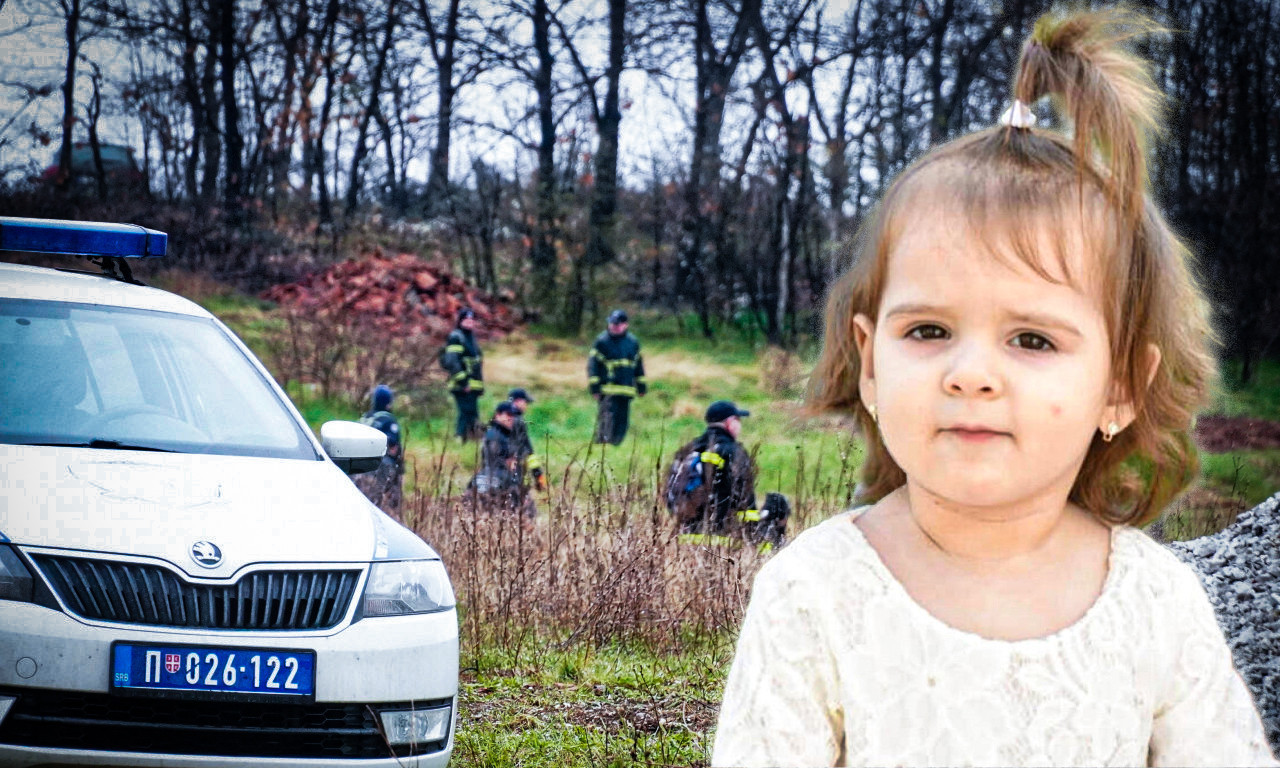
[[53, 0, 83, 190], [676, 0, 760, 338], [343, 0, 401, 217], [551, 0, 628, 331]]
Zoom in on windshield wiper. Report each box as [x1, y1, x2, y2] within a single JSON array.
[[19, 440, 178, 453]]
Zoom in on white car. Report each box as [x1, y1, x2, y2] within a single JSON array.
[[0, 217, 458, 766]]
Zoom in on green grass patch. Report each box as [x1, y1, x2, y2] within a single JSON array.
[[1211, 357, 1280, 421], [1199, 449, 1280, 509], [453, 639, 728, 768]]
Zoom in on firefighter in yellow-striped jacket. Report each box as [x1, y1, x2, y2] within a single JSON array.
[[588, 309, 646, 444], [440, 307, 484, 440], [506, 388, 547, 492]]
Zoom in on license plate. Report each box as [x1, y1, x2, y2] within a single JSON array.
[[111, 643, 315, 699]]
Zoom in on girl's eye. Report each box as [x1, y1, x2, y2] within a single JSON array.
[[1011, 332, 1055, 351], [906, 324, 948, 341]]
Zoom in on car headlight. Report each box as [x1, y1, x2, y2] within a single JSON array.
[[0, 545, 34, 602], [361, 560, 455, 617]]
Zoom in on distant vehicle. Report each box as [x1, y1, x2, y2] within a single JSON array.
[[0, 217, 459, 767], [40, 143, 145, 190]]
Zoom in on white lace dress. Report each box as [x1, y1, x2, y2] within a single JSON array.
[[712, 510, 1277, 767]]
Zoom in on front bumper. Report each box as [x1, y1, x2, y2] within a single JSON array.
[[0, 601, 458, 766]]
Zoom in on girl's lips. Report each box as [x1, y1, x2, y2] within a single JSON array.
[[941, 427, 1010, 442]]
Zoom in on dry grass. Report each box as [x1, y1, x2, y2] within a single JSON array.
[[400, 453, 776, 661]]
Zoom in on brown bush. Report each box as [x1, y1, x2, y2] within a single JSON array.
[[262, 309, 448, 404], [404, 457, 771, 660]]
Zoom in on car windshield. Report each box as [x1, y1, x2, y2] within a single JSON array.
[[0, 298, 318, 459], [69, 145, 133, 169]]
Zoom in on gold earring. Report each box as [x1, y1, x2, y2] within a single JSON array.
[[1102, 421, 1119, 442], [866, 404, 878, 424]]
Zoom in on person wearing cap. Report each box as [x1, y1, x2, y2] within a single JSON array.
[[507, 388, 547, 492], [665, 400, 789, 546], [353, 384, 405, 519], [441, 307, 485, 440], [469, 400, 535, 516], [588, 309, 646, 444]]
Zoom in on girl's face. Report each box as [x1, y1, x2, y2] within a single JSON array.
[[855, 208, 1125, 511]]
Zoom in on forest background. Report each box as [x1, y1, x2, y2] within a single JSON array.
[[1, 0, 1279, 765]]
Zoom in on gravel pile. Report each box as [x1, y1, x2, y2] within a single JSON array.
[[1167, 492, 1280, 752]]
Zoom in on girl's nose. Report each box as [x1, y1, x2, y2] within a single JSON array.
[[942, 344, 1003, 397]]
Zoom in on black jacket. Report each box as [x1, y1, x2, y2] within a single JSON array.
[[442, 328, 484, 393], [588, 330, 646, 398], [687, 424, 756, 530], [478, 420, 520, 490], [510, 413, 543, 479]]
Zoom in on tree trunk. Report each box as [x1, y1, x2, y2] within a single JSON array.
[[220, 0, 244, 218], [200, 1, 221, 202], [344, 0, 399, 217], [565, 0, 626, 332], [528, 0, 558, 315], [56, 0, 81, 191], [424, 0, 461, 212], [179, 0, 203, 201]]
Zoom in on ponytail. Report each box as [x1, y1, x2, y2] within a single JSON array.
[[1012, 8, 1166, 226]]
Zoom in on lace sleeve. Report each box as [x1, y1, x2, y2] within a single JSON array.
[[1148, 565, 1278, 767], [712, 557, 844, 767]]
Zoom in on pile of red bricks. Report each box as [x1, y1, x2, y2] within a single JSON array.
[[261, 251, 518, 340]]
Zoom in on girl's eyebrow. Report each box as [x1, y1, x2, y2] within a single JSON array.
[[1005, 311, 1084, 340], [881, 302, 948, 319], [882, 304, 1085, 339]]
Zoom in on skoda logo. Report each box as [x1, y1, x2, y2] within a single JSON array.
[[190, 541, 222, 568]]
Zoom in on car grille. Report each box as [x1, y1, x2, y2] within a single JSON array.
[[0, 689, 448, 759], [31, 554, 361, 630]]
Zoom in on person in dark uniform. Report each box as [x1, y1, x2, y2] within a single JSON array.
[[469, 401, 534, 516], [665, 400, 789, 546], [354, 384, 405, 520], [588, 309, 646, 444], [441, 307, 484, 440], [507, 388, 547, 492]]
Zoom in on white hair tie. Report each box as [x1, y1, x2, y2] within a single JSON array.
[[999, 99, 1037, 129]]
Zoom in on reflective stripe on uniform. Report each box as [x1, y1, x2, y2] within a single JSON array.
[[525, 453, 542, 471], [468, 379, 484, 391], [587, 376, 601, 384], [699, 451, 725, 468], [450, 371, 468, 383], [445, 344, 466, 354], [736, 508, 761, 522], [600, 384, 637, 397]]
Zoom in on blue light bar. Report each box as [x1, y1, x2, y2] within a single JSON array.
[[0, 216, 166, 258]]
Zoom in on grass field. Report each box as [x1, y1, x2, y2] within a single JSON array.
[[192, 278, 1279, 767]]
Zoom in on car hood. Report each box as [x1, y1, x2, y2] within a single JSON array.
[[0, 445, 433, 578]]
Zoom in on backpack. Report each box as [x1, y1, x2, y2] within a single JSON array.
[[664, 439, 717, 526]]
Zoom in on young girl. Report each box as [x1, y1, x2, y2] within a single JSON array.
[[712, 8, 1276, 767]]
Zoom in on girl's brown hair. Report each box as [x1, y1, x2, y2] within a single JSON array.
[[809, 7, 1216, 526]]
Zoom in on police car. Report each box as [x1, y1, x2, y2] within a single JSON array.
[[0, 217, 458, 766]]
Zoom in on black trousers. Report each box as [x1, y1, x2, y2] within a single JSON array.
[[452, 390, 481, 440], [594, 395, 632, 444]]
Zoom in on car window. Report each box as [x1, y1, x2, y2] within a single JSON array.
[[69, 145, 133, 170], [0, 298, 318, 459]]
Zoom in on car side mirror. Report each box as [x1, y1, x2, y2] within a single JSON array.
[[320, 421, 387, 474]]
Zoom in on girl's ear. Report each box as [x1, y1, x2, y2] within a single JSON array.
[[853, 313, 877, 410], [1104, 343, 1162, 433]]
